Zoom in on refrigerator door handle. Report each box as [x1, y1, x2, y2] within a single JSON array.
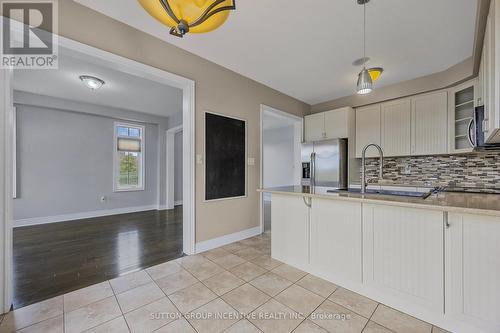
[[310, 152, 316, 187]]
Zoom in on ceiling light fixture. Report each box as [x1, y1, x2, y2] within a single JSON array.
[[79, 75, 105, 90], [356, 0, 373, 95], [138, 0, 236, 38]]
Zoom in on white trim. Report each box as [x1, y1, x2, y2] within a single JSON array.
[[166, 125, 183, 210], [195, 226, 261, 253], [13, 205, 159, 228], [174, 200, 183, 206], [1, 68, 14, 313], [11, 107, 16, 199], [259, 104, 304, 234], [203, 110, 248, 202], [113, 122, 146, 192]]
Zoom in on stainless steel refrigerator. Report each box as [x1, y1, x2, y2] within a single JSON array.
[[301, 138, 348, 189]]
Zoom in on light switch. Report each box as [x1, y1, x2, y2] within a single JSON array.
[[196, 154, 203, 165], [248, 157, 255, 166]]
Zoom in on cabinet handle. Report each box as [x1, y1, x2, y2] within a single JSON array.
[[303, 196, 312, 208], [444, 215, 450, 229]]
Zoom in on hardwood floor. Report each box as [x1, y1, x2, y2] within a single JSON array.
[[12, 206, 183, 309]]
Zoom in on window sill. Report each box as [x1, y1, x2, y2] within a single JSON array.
[[114, 187, 145, 193]]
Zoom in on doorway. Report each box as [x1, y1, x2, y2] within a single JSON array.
[[260, 105, 303, 233], [0, 34, 196, 312]]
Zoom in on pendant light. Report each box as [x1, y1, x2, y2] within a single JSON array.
[[356, 0, 373, 95], [138, 0, 236, 38]]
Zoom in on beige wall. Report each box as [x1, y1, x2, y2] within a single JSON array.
[[58, 0, 309, 242]]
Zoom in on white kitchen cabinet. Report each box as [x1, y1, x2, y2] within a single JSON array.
[[305, 107, 353, 142], [363, 204, 444, 313], [304, 112, 325, 142], [481, 0, 500, 143], [324, 108, 350, 139], [381, 98, 411, 156], [356, 104, 381, 158], [310, 199, 362, 284], [271, 194, 310, 269], [411, 91, 448, 155], [445, 213, 500, 333], [448, 80, 477, 154]]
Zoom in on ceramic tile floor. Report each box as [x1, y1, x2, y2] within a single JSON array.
[[0, 232, 451, 333]]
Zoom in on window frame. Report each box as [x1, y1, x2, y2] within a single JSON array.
[[113, 121, 146, 192]]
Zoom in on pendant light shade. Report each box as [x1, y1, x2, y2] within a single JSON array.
[[138, 0, 236, 37], [357, 68, 373, 95]]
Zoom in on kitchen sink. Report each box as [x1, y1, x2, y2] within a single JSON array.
[[327, 188, 432, 198]]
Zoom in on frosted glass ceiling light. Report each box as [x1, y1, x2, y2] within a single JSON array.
[[79, 75, 105, 90]]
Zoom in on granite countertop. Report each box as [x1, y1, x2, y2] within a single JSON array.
[[258, 186, 500, 217]]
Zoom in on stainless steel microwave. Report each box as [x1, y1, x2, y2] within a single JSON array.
[[468, 106, 500, 150]]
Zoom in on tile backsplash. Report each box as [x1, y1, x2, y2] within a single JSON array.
[[363, 151, 500, 188]]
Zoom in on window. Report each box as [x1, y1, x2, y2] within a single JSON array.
[[114, 122, 145, 191]]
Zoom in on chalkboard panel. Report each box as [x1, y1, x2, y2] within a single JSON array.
[[205, 112, 246, 201]]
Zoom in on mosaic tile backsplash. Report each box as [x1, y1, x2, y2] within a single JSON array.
[[362, 151, 500, 188]]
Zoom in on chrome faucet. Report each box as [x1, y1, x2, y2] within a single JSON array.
[[361, 144, 384, 194]]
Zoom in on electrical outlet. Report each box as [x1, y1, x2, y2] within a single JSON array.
[[403, 164, 411, 175], [196, 154, 203, 165]]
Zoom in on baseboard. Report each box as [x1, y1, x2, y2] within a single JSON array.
[[14, 205, 158, 228], [174, 200, 183, 206], [195, 226, 261, 253]]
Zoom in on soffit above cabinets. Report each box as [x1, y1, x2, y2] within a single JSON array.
[[75, 0, 477, 104]]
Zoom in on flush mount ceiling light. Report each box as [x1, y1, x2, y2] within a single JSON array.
[[138, 0, 236, 38], [356, 0, 382, 95], [79, 75, 105, 90]]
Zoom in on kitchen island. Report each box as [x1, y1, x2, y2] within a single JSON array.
[[259, 186, 500, 333]]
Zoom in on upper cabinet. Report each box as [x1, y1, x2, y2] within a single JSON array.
[[480, 0, 500, 143], [304, 107, 353, 142], [356, 91, 448, 157], [355, 104, 381, 158], [381, 98, 411, 157], [411, 91, 448, 156], [448, 80, 477, 154], [304, 112, 325, 142]]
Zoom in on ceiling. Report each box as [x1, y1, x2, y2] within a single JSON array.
[[13, 48, 183, 117], [74, 0, 477, 105]]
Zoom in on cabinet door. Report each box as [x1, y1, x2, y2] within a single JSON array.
[[446, 213, 500, 333], [310, 199, 362, 284], [271, 194, 309, 269], [355, 104, 381, 158], [448, 81, 476, 154], [381, 98, 411, 156], [411, 91, 448, 155], [304, 113, 325, 142], [324, 108, 348, 139], [484, 0, 500, 143], [363, 204, 444, 312]]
